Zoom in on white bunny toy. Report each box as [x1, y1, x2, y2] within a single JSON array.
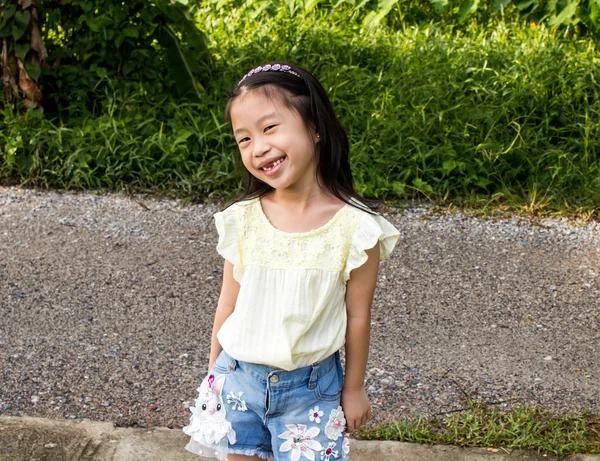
[[183, 373, 236, 460]]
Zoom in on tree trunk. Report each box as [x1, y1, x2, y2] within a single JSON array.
[[0, 0, 47, 111]]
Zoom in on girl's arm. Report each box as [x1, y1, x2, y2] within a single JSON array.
[[208, 260, 240, 370], [343, 243, 380, 433]]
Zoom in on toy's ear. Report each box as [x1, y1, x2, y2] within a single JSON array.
[[212, 375, 226, 395], [199, 374, 214, 395]]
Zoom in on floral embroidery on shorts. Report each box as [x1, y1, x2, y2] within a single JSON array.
[[320, 441, 338, 460], [342, 438, 350, 460], [324, 406, 346, 440], [226, 391, 248, 411], [309, 406, 324, 423], [279, 423, 323, 461]]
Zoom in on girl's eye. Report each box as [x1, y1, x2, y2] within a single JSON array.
[[264, 125, 276, 132], [238, 137, 250, 144]]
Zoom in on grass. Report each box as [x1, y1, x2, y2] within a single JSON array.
[[355, 400, 600, 457], [1, 2, 599, 217]]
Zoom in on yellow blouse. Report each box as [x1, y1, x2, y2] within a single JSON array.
[[214, 197, 399, 371]]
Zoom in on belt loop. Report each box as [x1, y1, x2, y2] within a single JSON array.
[[308, 362, 319, 389], [229, 355, 238, 372]]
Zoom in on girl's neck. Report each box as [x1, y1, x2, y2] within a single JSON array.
[[260, 187, 347, 234], [266, 186, 338, 212]]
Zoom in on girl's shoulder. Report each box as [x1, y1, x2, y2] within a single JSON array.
[[347, 199, 400, 270], [236, 197, 260, 207], [215, 197, 259, 218], [344, 197, 386, 226], [213, 198, 258, 237], [345, 196, 373, 215]]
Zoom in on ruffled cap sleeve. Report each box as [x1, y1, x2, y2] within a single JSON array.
[[344, 212, 399, 282], [214, 205, 244, 282]]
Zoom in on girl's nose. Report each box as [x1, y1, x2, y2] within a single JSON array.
[[252, 137, 270, 157]]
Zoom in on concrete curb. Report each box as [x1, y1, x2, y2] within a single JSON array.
[[1, 416, 598, 461]]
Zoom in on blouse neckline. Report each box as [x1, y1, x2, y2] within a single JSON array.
[[255, 197, 350, 237]]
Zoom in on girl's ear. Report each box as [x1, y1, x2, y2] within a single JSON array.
[[307, 122, 319, 143]]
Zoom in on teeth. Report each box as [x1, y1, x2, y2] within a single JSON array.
[[262, 157, 284, 171]]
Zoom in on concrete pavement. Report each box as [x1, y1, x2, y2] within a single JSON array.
[[1, 416, 598, 461]]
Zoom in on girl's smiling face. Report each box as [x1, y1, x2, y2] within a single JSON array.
[[230, 88, 320, 193]]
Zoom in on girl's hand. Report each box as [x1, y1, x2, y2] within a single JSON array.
[[341, 387, 372, 433]]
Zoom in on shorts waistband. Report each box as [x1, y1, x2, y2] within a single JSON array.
[[219, 349, 340, 389]]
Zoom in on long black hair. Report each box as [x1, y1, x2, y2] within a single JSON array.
[[224, 62, 376, 213]]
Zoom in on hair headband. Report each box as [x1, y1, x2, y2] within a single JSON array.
[[238, 63, 302, 86]]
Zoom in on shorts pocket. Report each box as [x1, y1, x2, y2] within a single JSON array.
[[211, 350, 236, 375], [314, 356, 343, 401]]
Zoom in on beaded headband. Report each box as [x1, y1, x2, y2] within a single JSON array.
[[238, 63, 302, 86]]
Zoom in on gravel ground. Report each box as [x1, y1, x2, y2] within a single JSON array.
[[1, 186, 599, 431]]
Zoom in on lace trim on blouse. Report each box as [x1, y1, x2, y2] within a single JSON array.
[[214, 197, 400, 283], [237, 198, 357, 273]]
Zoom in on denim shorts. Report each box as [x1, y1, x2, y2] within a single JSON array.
[[183, 349, 350, 460]]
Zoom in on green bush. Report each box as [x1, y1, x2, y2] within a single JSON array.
[[29, 0, 209, 114], [394, 0, 600, 36], [0, 86, 238, 199], [1, 1, 599, 213]]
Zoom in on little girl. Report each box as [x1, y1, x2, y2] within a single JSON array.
[[183, 63, 399, 461]]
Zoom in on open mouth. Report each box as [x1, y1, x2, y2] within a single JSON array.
[[260, 156, 286, 172]]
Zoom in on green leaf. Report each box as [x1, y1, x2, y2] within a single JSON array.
[[156, 24, 202, 101], [164, 3, 189, 23], [14, 10, 31, 29], [177, 18, 209, 53], [458, 0, 479, 22], [85, 16, 103, 33], [164, 3, 208, 53], [2, 4, 17, 21], [15, 43, 30, 60], [442, 159, 457, 173], [303, 0, 320, 11], [515, 0, 536, 11], [24, 60, 41, 81], [475, 177, 491, 188], [12, 23, 26, 40], [122, 27, 139, 38], [0, 26, 12, 38], [139, 8, 156, 24], [548, 1, 579, 26], [11, 9, 30, 40], [363, 0, 400, 28], [122, 60, 137, 76], [429, 0, 449, 12], [493, 0, 512, 11], [545, 0, 558, 15], [412, 178, 434, 194], [89, 64, 108, 78], [174, 129, 193, 145], [590, 1, 600, 25], [392, 181, 405, 195], [182, 49, 203, 74]]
